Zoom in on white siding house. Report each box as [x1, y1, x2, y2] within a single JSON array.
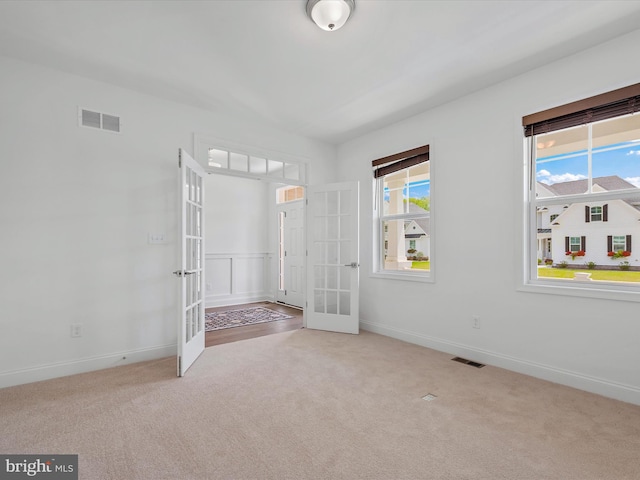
[[404, 219, 429, 259], [537, 176, 640, 267]]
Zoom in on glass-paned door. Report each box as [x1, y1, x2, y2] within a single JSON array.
[[176, 149, 205, 376], [306, 181, 359, 334]]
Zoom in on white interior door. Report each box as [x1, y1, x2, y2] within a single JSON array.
[[176, 149, 206, 376], [277, 200, 304, 308], [306, 181, 359, 334]]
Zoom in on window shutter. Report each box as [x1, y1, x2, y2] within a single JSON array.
[[607, 235, 613, 252], [627, 234, 632, 252], [581, 236, 586, 251], [565, 236, 570, 252], [603, 204, 608, 222], [585, 205, 590, 223]]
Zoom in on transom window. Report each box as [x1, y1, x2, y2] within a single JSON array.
[[524, 83, 640, 291]]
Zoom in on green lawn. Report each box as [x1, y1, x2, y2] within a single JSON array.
[[411, 261, 430, 270], [537, 267, 640, 282]]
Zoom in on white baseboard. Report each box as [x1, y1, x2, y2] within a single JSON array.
[[361, 320, 640, 406], [0, 344, 176, 389], [205, 293, 273, 308]]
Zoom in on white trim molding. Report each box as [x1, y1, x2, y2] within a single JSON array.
[[0, 344, 176, 389], [361, 320, 640, 406], [205, 252, 273, 307]]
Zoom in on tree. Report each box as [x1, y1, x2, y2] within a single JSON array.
[[408, 197, 430, 211]]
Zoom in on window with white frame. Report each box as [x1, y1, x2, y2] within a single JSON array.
[[524, 83, 640, 288], [372, 145, 431, 277], [590, 206, 603, 222], [568, 236, 583, 252]]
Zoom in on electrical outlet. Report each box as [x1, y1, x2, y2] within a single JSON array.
[[70, 323, 82, 338], [472, 316, 481, 329]]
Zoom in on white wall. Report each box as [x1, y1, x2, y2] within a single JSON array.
[[337, 29, 640, 405], [204, 174, 272, 306], [0, 55, 335, 387]]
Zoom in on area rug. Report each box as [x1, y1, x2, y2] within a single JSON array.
[[205, 306, 293, 332]]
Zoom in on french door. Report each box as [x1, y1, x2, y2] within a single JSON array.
[[176, 149, 206, 376], [306, 181, 360, 334]]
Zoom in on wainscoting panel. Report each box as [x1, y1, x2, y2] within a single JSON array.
[[205, 253, 273, 307]]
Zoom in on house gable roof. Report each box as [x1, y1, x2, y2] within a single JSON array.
[[541, 175, 636, 196]]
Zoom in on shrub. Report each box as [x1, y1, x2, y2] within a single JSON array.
[[544, 258, 553, 265], [538, 258, 542, 265], [586, 261, 596, 270], [619, 261, 631, 271], [557, 261, 568, 269]]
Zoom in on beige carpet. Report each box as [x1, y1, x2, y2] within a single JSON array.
[[1, 329, 639, 480]]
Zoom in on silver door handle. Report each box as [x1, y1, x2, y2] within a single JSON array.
[[173, 270, 196, 277], [344, 262, 359, 268]]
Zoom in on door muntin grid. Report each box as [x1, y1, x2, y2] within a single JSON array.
[[312, 189, 353, 316], [184, 166, 204, 343]]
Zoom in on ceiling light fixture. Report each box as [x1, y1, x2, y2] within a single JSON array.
[[306, 0, 355, 32]]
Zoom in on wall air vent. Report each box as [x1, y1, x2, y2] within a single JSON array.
[[79, 108, 121, 133]]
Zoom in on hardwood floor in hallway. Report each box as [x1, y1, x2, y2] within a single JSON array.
[[205, 302, 303, 347]]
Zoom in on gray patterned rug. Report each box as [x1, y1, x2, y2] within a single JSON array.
[[205, 307, 293, 332]]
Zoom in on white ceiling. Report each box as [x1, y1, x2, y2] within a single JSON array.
[[2, 0, 640, 145]]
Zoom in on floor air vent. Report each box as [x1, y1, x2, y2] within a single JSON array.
[[79, 108, 121, 133], [452, 357, 485, 368]]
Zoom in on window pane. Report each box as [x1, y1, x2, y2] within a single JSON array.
[[339, 291, 350, 315], [382, 219, 430, 271], [314, 290, 325, 313], [250, 156, 267, 174], [613, 236, 626, 251], [383, 162, 430, 215], [535, 125, 588, 197], [326, 266, 337, 289], [229, 152, 248, 172], [208, 148, 228, 169], [283, 163, 300, 180], [592, 115, 640, 192], [268, 160, 284, 178], [535, 195, 640, 282], [326, 290, 337, 315]]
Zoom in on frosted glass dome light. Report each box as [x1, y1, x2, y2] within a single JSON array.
[[306, 0, 355, 32]]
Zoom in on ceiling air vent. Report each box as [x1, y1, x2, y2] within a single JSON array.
[[79, 108, 121, 133]]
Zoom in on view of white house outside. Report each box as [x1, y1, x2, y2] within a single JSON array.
[[531, 113, 640, 287], [379, 161, 430, 274]]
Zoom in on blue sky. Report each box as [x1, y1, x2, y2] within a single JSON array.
[[536, 140, 640, 188], [384, 179, 430, 201]]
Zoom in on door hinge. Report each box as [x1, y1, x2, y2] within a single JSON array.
[[284, 250, 287, 256], [284, 290, 287, 295], [178, 149, 182, 168]]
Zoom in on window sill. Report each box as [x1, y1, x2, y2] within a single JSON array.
[[370, 271, 434, 283], [518, 279, 640, 303]]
